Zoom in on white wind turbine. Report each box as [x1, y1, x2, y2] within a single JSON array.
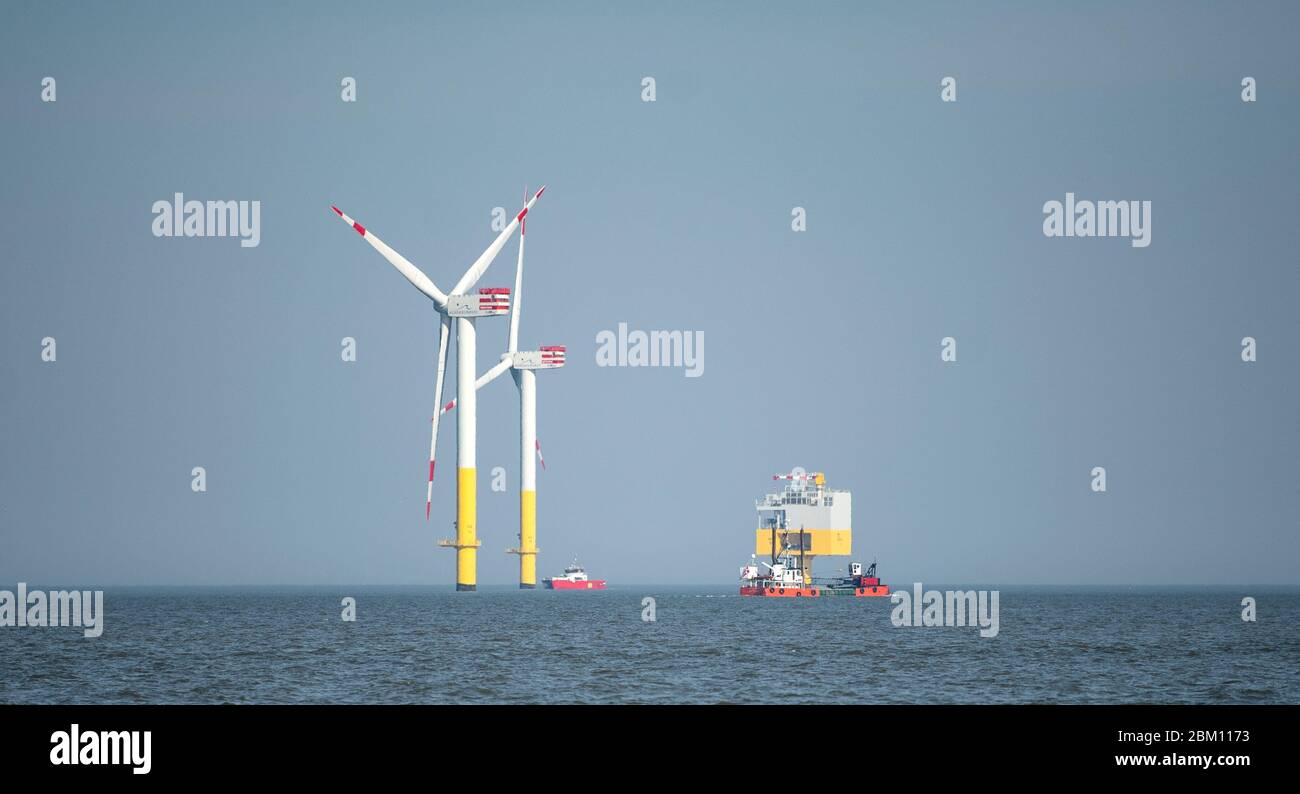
[[436, 190, 565, 588], [331, 186, 545, 591]]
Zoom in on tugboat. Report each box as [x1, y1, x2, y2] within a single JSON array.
[[543, 560, 607, 590], [741, 553, 889, 598], [740, 551, 816, 597]]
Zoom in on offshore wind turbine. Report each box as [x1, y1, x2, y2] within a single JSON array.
[[437, 190, 565, 588], [331, 186, 545, 590]]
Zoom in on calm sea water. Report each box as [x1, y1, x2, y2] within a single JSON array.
[[1, 586, 1296, 704]]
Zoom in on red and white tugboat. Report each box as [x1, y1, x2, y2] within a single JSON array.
[[543, 560, 607, 590], [740, 555, 889, 597], [740, 552, 818, 597]]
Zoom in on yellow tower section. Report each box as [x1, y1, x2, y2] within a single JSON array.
[[507, 489, 538, 588], [438, 467, 482, 590]]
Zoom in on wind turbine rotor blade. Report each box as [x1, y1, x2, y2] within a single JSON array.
[[476, 357, 513, 390], [332, 205, 448, 306], [436, 357, 512, 416], [426, 314, 452, 519], [451, 185, 546, 296], [507, 188, 526, 353]]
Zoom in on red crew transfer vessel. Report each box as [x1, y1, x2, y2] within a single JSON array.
[[543, 561, 606, 590]]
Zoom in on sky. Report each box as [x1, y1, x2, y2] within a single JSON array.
[[1, 1, 1297, 586]]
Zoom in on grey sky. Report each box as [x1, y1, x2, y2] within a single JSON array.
[[2, 1, 1297, 585]]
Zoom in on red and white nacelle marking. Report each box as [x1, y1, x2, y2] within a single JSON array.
[[512, 345, 566, 370], [446, 287, 511, 317]]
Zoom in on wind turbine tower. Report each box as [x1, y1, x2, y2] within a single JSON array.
[[435, 189, 565, 587]]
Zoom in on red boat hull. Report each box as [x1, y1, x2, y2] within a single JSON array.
[[740, 580, 890, 597], [544, 579, 607, 590], [741, 585, 819, 597]]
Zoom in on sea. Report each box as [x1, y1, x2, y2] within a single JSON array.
[[1, 585, 1296, 704]]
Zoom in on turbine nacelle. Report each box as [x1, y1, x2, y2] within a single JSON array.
[[512, 346, 566, 370], [446, 287, 511, 318]]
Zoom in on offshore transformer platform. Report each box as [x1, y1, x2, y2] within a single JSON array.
[[739, 469, 890, 597]]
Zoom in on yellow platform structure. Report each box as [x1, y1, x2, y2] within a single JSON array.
[[754, 528, 851, 583]]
